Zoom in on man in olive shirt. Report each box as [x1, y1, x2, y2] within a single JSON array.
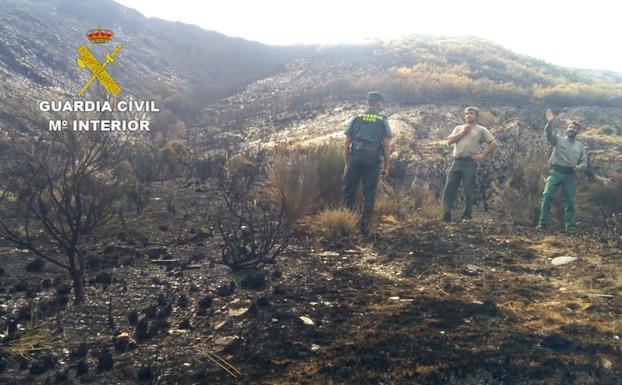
[[343, 92, 392, 236], [442, 107, 497, 222], [536, 109, 587, 233]]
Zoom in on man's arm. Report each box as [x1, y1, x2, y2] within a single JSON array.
[[545, 108, 558, 146], [544, 123, 558, 146], [380, 118, 393, 179], [471, 127, 497, 161], [447, 125, 471, 145], [343, 117, 357, 165], [381, 138, 391, 179], [472, 139, 497, 161], [344, 135, 352, 165], [574, 146, 587, 171]]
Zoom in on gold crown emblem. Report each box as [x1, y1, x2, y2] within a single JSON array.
[[87, 29, 113, 44]]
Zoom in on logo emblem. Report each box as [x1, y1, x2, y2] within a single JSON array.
[[87, 28, 113, 44], [76, 29, 122, 96]]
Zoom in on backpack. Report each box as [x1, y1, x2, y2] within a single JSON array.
[[349, 114, 387, 163]]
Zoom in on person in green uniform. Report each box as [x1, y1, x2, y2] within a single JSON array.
[[536, 109, 587, 233], [442, 106, 497, 222], [342, 92, 392, 236]]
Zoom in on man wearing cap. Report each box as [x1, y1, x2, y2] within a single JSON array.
[[536, 109, 586, 233], [442, 106, 497, 222], [342, 92, 392, 236]]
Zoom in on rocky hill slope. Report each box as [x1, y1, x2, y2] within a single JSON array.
[[0, 0, 304, 133]]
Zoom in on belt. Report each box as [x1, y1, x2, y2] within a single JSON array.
[[552, 165, 574, 174], [454, 157, 474, 162]]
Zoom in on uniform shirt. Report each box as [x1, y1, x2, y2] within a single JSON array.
[[545, 123, 586, 169], [344, 108, 392, 144], [450, 124, 494, 158]]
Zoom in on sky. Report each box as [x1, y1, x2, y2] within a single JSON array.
[[115, 0, 622, 74]]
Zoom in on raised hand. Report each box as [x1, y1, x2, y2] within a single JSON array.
[[545, 109, 554, 124]]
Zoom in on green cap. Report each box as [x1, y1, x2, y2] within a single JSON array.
[[367, 92, 384, 102]]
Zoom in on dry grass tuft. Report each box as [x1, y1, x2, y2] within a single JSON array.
[[312, 208, 359, 238], [2, 320, 56, 360], [374, 194, 401, 217], [407, 183, 444, 220]]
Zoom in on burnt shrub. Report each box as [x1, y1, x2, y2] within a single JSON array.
[[216, 174, 290, 271], [25, 257, 45, 273]]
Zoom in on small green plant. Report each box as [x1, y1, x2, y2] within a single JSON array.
[[267, 142, 344, 224]]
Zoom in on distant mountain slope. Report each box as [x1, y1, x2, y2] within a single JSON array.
[[192, 36, 622, 144], [1, 0, 621, 139], [0, 0, 302, 92], [0, 0, 305, 132]]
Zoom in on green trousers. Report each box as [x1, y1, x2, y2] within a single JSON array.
[[442, 159, 477, 220], [538, 170, 577, 231]]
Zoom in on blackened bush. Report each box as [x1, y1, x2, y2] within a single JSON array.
[[94, 272, 113, 284], [137, 366, 153, 382], [198, 296, 213, 309], [216, 178, 289, 271], [56, 283, 71, 296], [76, 360, 88, 377], [240, 272, 267, 290], [25, 257, 45, 273], [127, 310, 139, 325], [0, 134, 121, 304]]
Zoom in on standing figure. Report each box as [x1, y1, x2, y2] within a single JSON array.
[[342, 92, 392, 236], [442, 106, 497, 222], [536, 109, 586, 233]]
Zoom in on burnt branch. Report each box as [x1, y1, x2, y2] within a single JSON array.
[[216, 180, 289, 271]]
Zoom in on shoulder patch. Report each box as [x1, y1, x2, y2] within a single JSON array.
[[360, 113, 383, 122]]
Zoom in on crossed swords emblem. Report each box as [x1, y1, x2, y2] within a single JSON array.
[[76, 44, 123, 96]]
